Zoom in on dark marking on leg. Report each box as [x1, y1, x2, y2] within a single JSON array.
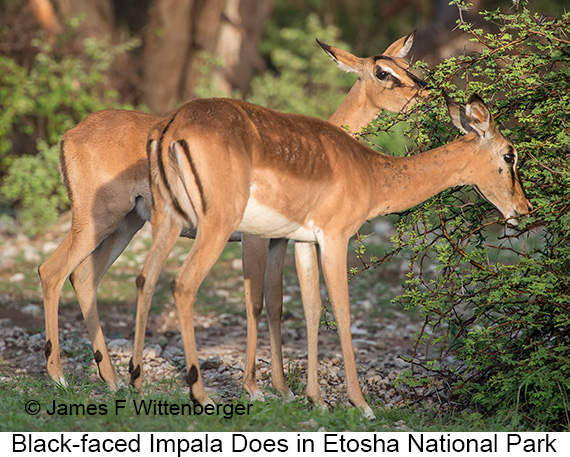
[[187, 365, 199, 400], [128, 358, 141, 383], [136, 274, 145, 290], [187, 365, 199, 386], [130, 366, 141, 384], [44, 340, 52, 360], [93, 350, 106, 382]]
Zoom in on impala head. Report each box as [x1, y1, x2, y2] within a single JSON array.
[[447, 93, 532, 226], [317, 30, 427, 114]]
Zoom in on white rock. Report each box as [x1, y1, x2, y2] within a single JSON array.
[[22, 304, 42, 317], [9, 272, 25, 282], [41, 241, 60, 255], [23, 247, 41, 263]]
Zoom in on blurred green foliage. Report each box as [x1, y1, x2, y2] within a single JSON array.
[[267, 0, 565, 57], [247, 13, 355, 119], [0, 36, 139, 234]]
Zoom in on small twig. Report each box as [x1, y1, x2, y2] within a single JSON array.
[[527, 151, 570, 175]]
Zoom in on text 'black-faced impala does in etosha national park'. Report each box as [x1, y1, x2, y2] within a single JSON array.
[[38, 33, 425, 404], [133, 93, 531, 420]]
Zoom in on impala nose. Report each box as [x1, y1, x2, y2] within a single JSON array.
[[505, 209, 522, 227]]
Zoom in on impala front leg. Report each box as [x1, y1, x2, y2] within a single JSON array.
[[294, 241, 325, 409], [320, 236, 374, 420], [264, 238, 295, 401], [242, 234, 269, 401]]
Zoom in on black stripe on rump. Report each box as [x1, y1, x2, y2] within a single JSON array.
[[59, 140, 74, 205], [156, 116, 175, 184], [154, 118, 188, 220], [176, 139, 208, 213]]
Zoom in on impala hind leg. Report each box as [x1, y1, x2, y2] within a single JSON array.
[[241, 234, 269, 401], [39, 233, 78, 385], [69, 209, 146, 388], [171, 224, 236, 404], [130, 212, 180, 392], [320, 238, 374, 420], [39, 222, 122, 386], [294, 241, 325, 409]]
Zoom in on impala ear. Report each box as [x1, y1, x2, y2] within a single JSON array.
[[464, 94, 496, 139], [383, 30, 415, 58], [445, 92, 473, 134], [317, 38, 361, 74], [445, 93, 496, 139]]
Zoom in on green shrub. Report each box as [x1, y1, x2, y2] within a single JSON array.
[[366, 1, 570, 430], [247, 13, 356, 118], [0, 36, 139, 235], [2, 140, 68, 233]]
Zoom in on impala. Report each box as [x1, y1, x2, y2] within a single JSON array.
[[38, 34, 424, 396], [132, 94, 531, 419], [242, 32, 426, 403]]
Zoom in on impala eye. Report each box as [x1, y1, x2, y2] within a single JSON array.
[[376, 70, 389, 80], [503, 153, 515, 164]]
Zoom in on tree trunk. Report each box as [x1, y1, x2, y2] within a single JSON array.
[[52, 0, 115, 39], [143, 0, 273, 115], [142, 0, 195, 115], [28, 0, 272, 115]]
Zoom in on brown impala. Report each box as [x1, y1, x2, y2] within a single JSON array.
[[132, 93, 531, 419]]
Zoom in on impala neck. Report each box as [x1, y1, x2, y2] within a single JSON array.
[[369, 137, 475, 217], [327, 79, 377, 133]]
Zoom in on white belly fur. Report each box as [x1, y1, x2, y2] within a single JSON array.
[[236, 196, 317, 242]]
